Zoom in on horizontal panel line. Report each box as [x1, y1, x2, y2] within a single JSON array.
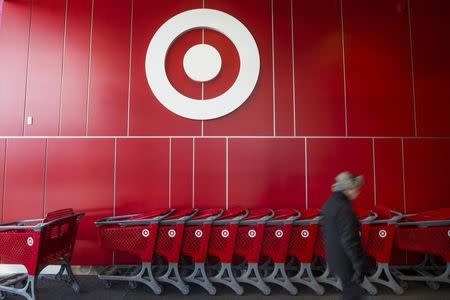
[[0, 136, 449, 140]]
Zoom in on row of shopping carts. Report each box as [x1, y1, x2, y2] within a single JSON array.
[[0, 206, 448, 299]]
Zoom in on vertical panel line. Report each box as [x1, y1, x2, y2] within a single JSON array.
[[340, 0, 349, 136], [201, 0, 205, 137], [113, 138, 117, 216], [58, 0, 68, 136], [271, 0, 276, 136], [291, 0, 296, 136], [85, 0, 94, 136], [407, 0, 418, 136], [168, 138, 172, 208], [42, 139, 48, 217], [401, 138, 407, 213], [1, 141, 8, 223], [372, 138, 377, 206], [22, 0, 34, 136], [226, 138, 229, 209], [126, 0, 134, 136], [305, 138, 308, 209], [192, 138, 195, 208]]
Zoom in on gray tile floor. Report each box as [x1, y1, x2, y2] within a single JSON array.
[[3, 277, 449, 300]]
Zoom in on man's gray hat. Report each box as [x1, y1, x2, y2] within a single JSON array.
[[331, 171, 364, 192]]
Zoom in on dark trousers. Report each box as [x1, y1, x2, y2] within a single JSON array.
[[341, 280, 363, 300]]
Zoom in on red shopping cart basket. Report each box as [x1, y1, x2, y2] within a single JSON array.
[[260, 208, 300, 295], [233, 208, 274, 295], [154, 208, 198, 295], [181, 208, 223, 295], [207, 208, 248, 295], [287, 208, 324, 295], [393, 208, 450, 290], [95, 208, 173, 294], [0, 209, 84, 300]]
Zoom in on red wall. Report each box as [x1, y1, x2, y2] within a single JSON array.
[[0, 0, 449, 265]]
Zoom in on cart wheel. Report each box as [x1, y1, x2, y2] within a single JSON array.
[[181, 285, 190, 295], [103, 280, 112, 289], [0, 291, 7, 300], [72, 282, 81, 294], [128, 281, 138, 289], [399, 280, 408, 290], [426, 281, 440, 290]]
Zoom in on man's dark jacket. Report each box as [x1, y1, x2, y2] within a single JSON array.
[[321, 191, 365, 283]]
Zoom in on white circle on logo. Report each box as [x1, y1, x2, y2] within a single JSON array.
[[146, 8, 260, 120], [301, 230, 309, 238], [248, 229, 256, 238], [275, 230, 283, 238], [168, 229, 176, 238], [183, 44, 222, 82], [447, 230, 450, 238], [195, 229, 203, 238], [379, 230, 387, 238], [221, 229, 230, 238], [27, 237, 34, 247], [142, 229, 150, 237]]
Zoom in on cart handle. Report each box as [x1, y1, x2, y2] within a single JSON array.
[[396, 219, 450, 227], [186, 209, 224, 225], [97, 209, 174, 227], [160, 209, 199, 225], [0, 212, 84, 232], [213, 209, 249, 225], [360, 211, 378, 224], [267, 209, 301, 226], [293, 215, 322, 225], [371, 210, 405, 224], [240, 209, 275, 225]]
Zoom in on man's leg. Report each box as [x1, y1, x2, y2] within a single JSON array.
[[341, 280, 363, 300]]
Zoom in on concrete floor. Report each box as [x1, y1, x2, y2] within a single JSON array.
[[2, 276, 449, 300]]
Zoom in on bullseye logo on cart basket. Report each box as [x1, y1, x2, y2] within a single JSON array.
[[146, 9, 260, 120]]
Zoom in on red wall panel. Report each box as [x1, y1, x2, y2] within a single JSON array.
[[374, 139, 405, 212], [229, 138, 306, 209], [59, 0, 91, 136], [170, 138, 193, 209], [24, 0, 65, 136], [294, 0, 346, 136], [2, 139, 46, 222], [194, 138, 226, 208], [404, 139, 450, 213], [0, 140, 5, 221], [273, 0, 294, 136], [129, 0, 202, 136], [45, 138, 114, 265], [307, 138, 374, 209], [344, 0, 415, 136], [411, 0, 450, 137], [115, 139, 169, 215], [87, 0, 131, 136], [203, 0, 273, 136], [0, 0, 30, 136]]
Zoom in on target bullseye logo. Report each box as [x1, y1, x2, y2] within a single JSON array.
[[146, 8, 260, 120], [248, 229, 257, 238], [195, 229, 203, 238], [27, 237, 34, 247], [142, 229, 150, 237], [221, 229, 230, 238], [301, 230, 309, 238], [447, 230, 450, 238], [168, 229, 176, 238], [275, 230, 283, 238], [379, 229, 387, 238]]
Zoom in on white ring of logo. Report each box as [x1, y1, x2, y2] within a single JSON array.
[[275, 230, 283, 238], [27, 237, 34, 247], [146, 8, 260, 120], [301, 230, 309, 238], [447, 230, 450, 238], [195, 229, 203, 238], [248, 229, 256, 238], [221, 229, 230, 238], [142, 229, 150, 237], [168, 229, 176, 238], [379, 230, 387, 238]]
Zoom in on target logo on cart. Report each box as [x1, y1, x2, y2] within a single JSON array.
[[275, 230, 284, 238], [27, 237, 34, 247], [378, 230, 387, 238], [168, 229, 177, 238], [146, 9, 260, 120], [221, 229, 230, 238], [301, 230, 309, 238], [248, 229, 257, 238], [142, 229, 150, 237], [447, 230, 450, 238], [195, 229, 203, 238]]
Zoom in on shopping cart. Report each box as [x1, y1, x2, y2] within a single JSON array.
[[363, 206, 405, 294], [392, 208, 450, 290], [206, 208, 248, 295], [259, 208, 300, 295], [315, 207, 378, 295], [154, 208, 198, 295], [233, 208, 274, 295], [287, 209, 325, 295], [180, 208, 223, 295], [95, 208, 173, 294], [0, 209, 84, 300]]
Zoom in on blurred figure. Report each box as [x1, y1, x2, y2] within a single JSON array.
[[321, 171, 366, 300]]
